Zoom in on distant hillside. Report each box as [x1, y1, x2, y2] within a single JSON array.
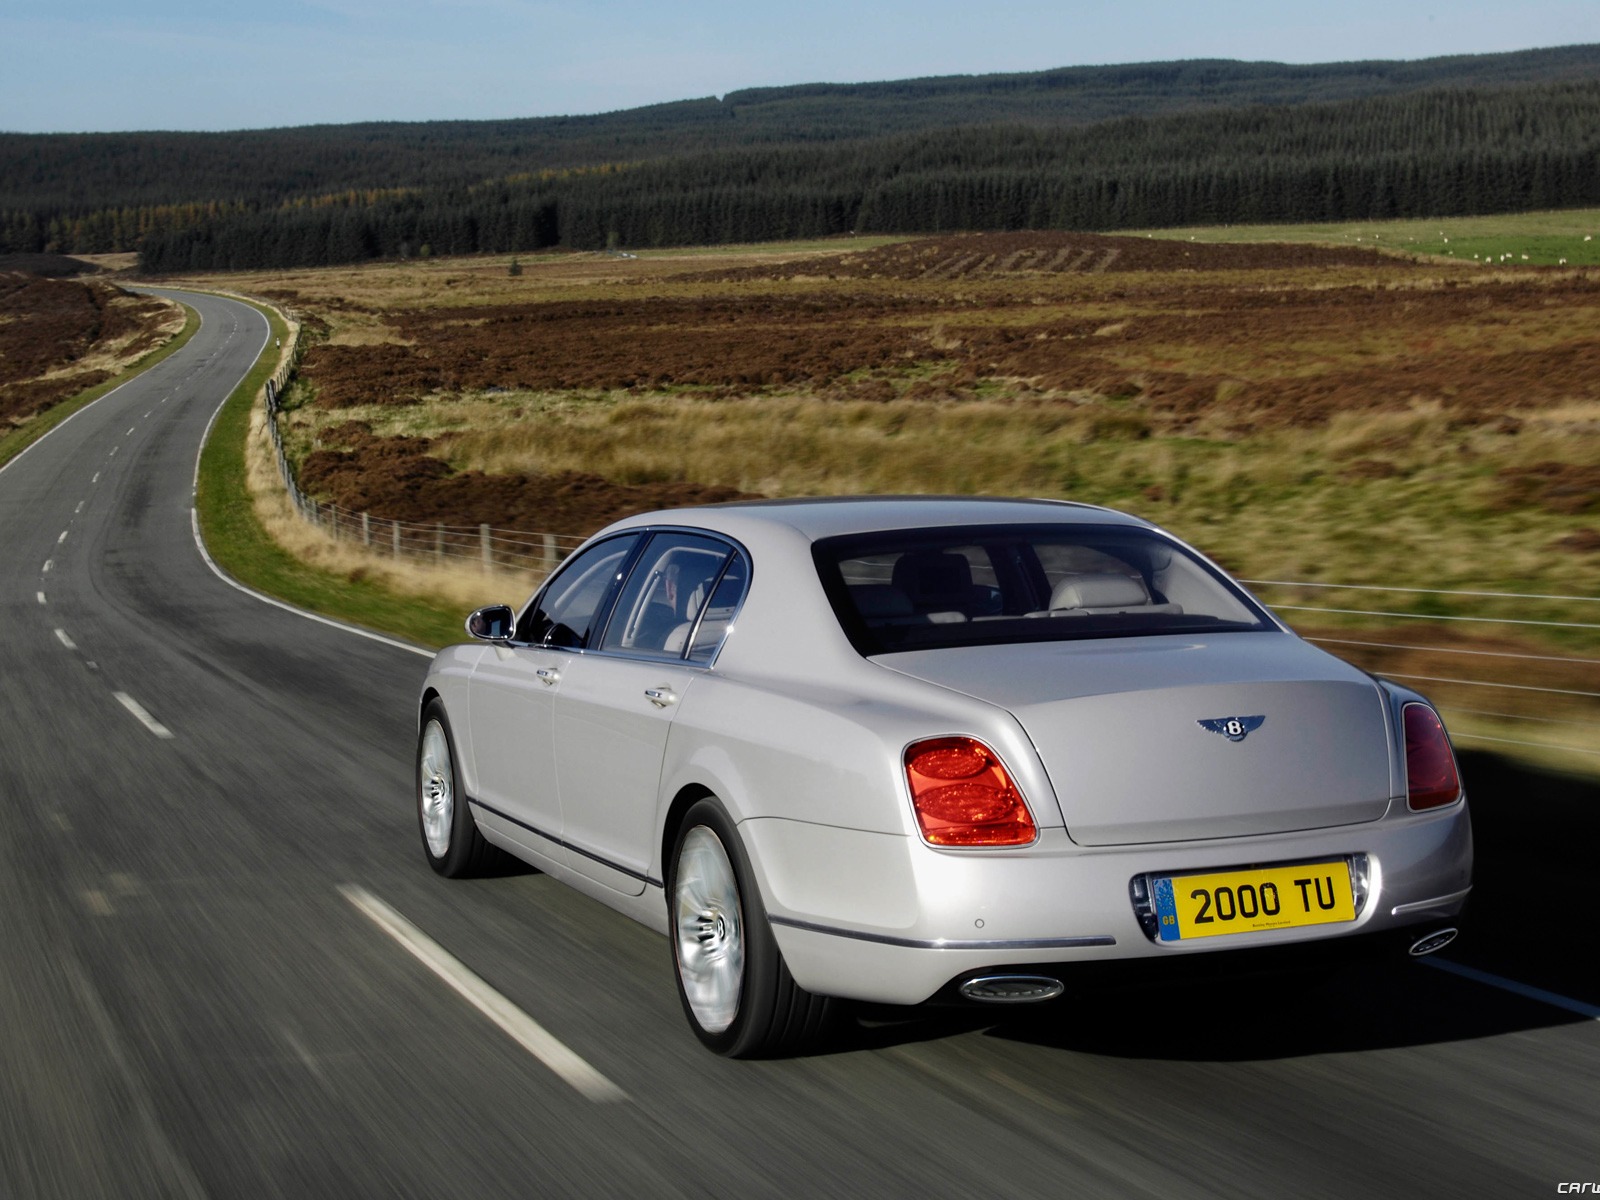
[[2, 45, 1598, 265]]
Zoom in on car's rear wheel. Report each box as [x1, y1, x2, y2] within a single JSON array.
[[668, 798, 834, 1057], [417, 699, 500, 877]]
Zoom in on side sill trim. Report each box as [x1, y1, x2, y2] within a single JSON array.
[[1391, 885, 1472, 917], [467, 796, 664, 889], [769, 915, 1115, 951]]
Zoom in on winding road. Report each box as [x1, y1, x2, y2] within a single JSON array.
[[2, 290, 1596, 1198]]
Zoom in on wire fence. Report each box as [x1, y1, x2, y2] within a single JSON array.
[[256, 327, 1597, 766], [261, 330, 587, 576], [1240, 578, 1600, 763]]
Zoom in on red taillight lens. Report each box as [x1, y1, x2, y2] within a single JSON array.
[[904, 737, 1037, 847], [1404, 703, 1461, 810]]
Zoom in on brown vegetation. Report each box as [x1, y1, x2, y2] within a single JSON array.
[[0, 272, 177, 427], [299, 420, 753, 533], [288, 232, 1600, 437], [694, 230, 1410, 280]]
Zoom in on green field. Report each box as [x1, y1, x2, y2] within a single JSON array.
[[1148, 207, 1600, 265]]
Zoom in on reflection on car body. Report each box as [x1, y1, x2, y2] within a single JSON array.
[[416, 497, 1472, 1057]]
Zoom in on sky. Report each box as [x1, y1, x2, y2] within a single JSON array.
[[3, 1, 1598, 134]]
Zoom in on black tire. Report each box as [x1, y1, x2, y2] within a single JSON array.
[[416, 699, 501, 878], [667, 798, 835, 1057]]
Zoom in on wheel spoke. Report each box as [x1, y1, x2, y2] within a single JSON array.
[[674, 826, 744, 1034], [419, 720, 454, 859]]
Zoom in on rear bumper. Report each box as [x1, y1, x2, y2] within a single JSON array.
[[749, 800, 1472, 1006]]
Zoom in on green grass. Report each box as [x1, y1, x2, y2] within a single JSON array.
[[1144, 207, 1600, 265], [0, 305, 201, 471], [193, 297, 467, 649]]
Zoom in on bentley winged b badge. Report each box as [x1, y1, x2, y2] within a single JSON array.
[[1198, 715, 1266, 743]]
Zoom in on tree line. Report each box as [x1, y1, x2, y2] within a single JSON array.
[[120, 81, 1600, 271], [3, 44, 1597, 244]]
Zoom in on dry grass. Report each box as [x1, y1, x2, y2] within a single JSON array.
[[244, 404, 541, 611], [298, 389, 1599, 601]]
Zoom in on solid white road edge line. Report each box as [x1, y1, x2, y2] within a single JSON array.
[[166, 292, 434, 661], [113, 692, 175, 740], [1422, 957, 1600, 1020], [190, 509, 433, 659], [339, 884, 628, 1104]]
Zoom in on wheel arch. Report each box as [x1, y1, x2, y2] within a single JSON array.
[[419, 685, 443, 729], [661, 782, 717, 884]]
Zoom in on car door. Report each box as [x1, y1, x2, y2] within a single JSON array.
[[553, 532, 746, 896], [467, 533, 641, 861]]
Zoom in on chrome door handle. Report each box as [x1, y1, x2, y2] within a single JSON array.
[[535, 667, 561, 686], [644, 687, 677, 708]]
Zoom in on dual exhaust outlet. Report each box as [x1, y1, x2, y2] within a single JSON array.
[[957, 927, 1460, 1004]]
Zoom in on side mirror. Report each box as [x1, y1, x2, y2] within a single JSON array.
[[466, 604, 515, 642]]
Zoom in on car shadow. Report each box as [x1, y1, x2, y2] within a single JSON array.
[[832, 750, 1599, 1061]]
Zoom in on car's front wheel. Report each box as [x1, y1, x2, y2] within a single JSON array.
[[668, 798, 834, 1057], [417, 699, 500, 877]]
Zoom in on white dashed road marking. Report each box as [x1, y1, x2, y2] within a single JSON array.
[[37, 592, 46, 605], [57, 530, 68, 544], [340, 885, 627, 1104], [113, 692, 174, 740], [55, 629, 76, 650]]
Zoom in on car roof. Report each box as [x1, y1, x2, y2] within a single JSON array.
[[602, 495, 1150, 543]]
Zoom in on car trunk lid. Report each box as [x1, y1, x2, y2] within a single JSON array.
[[880, 633, 1394, 846]]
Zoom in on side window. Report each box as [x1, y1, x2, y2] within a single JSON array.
[[517, 534, 640, 647], [599, 532, 734, 658], [686, 551, 748, 663]]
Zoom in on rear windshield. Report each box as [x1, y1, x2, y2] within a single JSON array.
[[813, 523, 1272, 655]]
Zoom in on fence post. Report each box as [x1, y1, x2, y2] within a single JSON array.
[[436, 523, 445, 564], [543, 533, 557, 575], [361, 511, 371, 547], [330, 505, 339, 542], [392, 520, 401, 559], [480, 524, 492, 573]]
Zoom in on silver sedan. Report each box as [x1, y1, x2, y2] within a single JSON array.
[[415, 497, 1472, 1056]]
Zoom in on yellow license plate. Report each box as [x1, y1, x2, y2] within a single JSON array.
[[1152, 861, 1356, 942]]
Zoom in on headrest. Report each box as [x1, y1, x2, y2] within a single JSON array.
[[1050, 572, 1150, 610], [851, 584, 914, 617], [891, 551, 974, 602]]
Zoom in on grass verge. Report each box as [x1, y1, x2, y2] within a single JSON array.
[[0, 303, 200, 472], [193, 295, 467, 650]]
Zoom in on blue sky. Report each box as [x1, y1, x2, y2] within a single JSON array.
[[3, 1, 1597, 133]]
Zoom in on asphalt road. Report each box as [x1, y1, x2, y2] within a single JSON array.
[[1, 289, 1596, 1199]]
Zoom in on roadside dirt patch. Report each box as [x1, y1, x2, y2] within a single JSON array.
[[298, 420, 756, 534]]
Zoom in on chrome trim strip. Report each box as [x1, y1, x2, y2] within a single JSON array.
[[467, 796, 663, 888], [769, 915, 1115, 951], [1391, 886, 1472, 917]]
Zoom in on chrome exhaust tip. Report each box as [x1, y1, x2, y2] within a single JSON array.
[[1408, 928, 1458, 957], [958, 975, 1065, 1004]]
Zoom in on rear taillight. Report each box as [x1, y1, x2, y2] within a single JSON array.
[[904, 737, 1037, 847], [1403, 703, 1461, 811]]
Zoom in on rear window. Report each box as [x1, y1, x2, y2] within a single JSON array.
[[813, 523, 1271, 655]]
